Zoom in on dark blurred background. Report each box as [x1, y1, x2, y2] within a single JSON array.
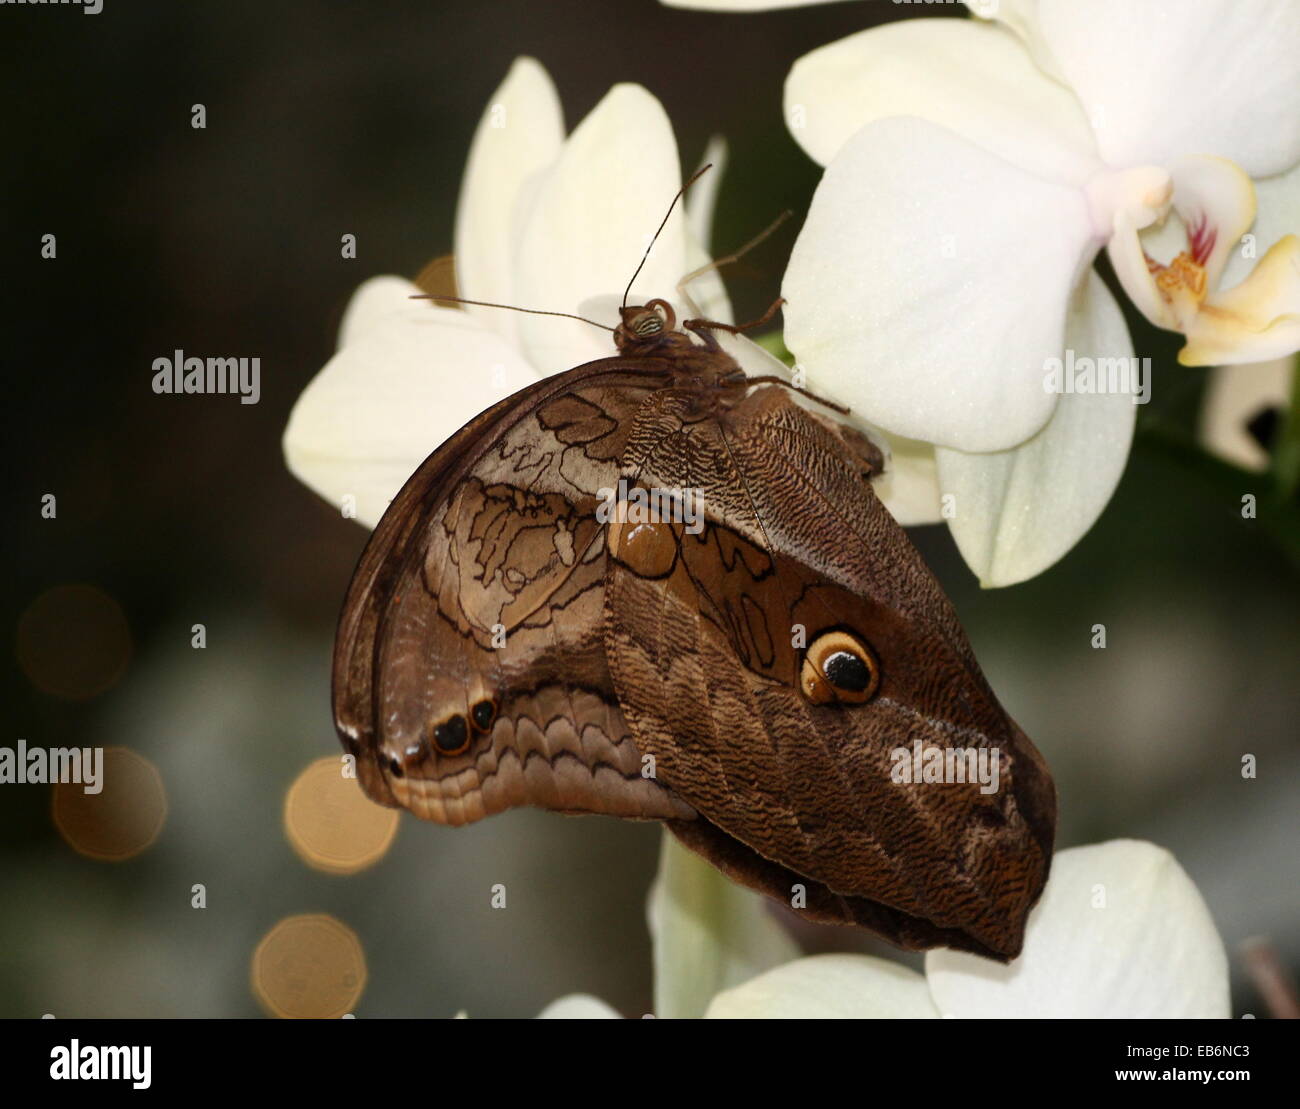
[[2, 0, 1296, 1018]]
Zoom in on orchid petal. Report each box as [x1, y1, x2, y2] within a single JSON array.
[[785, 19, 1098, 183], [872, 433, 943, 527], [705, 954, 940, 1019], [1180, 234, 1300, 366], [648, 831, 799, 1020], [1037, 0, 1300, 178], [283, 282, 539, 528], [1199, 356, 1296, 471], [537, 994, 621, 1019], [682, 135, 734, 325], [970, 0, 1066, 82], [686, 134, 727, 255], [1169, 156, 1258, 290], [714, 328, 792, 379], [927, 840, 1230, 1018], [682, 233, 734, 326], [336, 274, 434, 349], [1107, 207, 1178, 332], [1220, 160, 1300, 294], [934, 272, 1135, 587], [454, 57, 564, 344], [515, 84, 685, 375], [783, 116, 1098, 452]]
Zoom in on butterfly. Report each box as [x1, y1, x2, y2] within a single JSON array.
[[331, 176, 1056, 961]]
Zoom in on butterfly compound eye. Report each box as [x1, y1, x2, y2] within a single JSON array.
[[632, 311, 663, 337], [800, 630, 880, 705]]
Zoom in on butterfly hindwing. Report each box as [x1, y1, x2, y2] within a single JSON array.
[[604, 385, 1055, 958]]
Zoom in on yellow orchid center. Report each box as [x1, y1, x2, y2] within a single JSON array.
[[1152, 253, 1205, 302], [1146, 215, 1215, 330], [1106, 155, 1300, 364]]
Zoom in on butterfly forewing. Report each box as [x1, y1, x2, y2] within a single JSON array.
[[332, 359, 694, 826]]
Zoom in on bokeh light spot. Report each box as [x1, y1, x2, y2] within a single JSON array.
[[17, 584, 131, 700], [251, 914, 367, 1019], [52, 746, 167, 862], [284, 755, 399, 874]]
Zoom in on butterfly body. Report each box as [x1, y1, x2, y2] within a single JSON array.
[[334, 298, 1055, 960]]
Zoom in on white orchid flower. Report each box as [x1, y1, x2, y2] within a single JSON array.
[[533, 837, 1228, 1018], [283, 57, 733, 528], [669, 0, 1300, 586], [691, 838, 1230, 1018], [536, 995, 622, 1019], [1200, 355, 1296, 473], [533, 833, 798, 1018]]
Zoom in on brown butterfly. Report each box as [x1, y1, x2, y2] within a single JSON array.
[[332, 179, 1056, 962]]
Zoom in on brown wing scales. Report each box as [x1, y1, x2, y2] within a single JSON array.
[[332, 341, 1054, 959], [604, 385, 1055, 959], [333, 361, 695, 827]]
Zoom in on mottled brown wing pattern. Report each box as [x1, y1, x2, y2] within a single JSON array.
[[604, 385, 1055, 959], [333, 360, 695, 827]]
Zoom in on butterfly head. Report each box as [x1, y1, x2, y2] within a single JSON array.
[[614, 298, 681, 352]]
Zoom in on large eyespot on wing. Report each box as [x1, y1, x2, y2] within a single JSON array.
[[604, 385, 1055, 959], [799, 628, 881, 705], [332, 359, 693, 828]]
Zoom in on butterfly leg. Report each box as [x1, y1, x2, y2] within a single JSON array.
[[684, 297, 786, 350], [676, 210, 792, 319], [676, 269, 708, 320]]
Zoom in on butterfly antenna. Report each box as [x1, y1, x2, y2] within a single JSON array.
[[621, 163, 713, 311], [410, 294, 614, 333]]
